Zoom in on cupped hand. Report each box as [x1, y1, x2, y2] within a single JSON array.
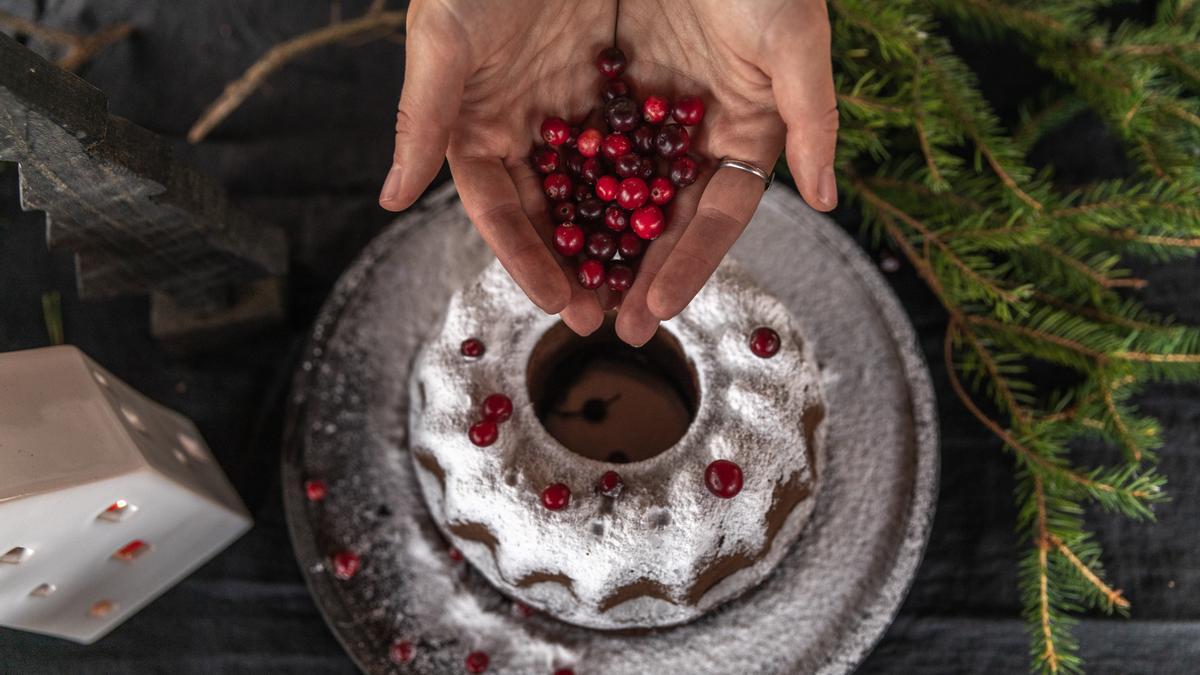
[[379, 0, 618, 335]]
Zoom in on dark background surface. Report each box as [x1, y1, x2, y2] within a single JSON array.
[[0, 1, 1197, 673]]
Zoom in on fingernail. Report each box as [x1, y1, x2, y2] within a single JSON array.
[[817, 165, 837, 209], [379, 164, 403, 204]]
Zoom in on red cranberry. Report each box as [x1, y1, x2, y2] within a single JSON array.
[[595, 46, 627, 78], [605, 97, 640, 133], [639, 157, 656, 180], [672, 95, 706, 125], [576, 128, 603, 158], [577, 197, 604, 224], [649, 177, 675, 205], [604, 205, 630, 232], [566, 126, 581, 147], [618, 231, 644, 258], [614, 153, 642, 178], [606, 264, 634, 292], [572, 183, 591, 202], [541, 117, 570, 146], [562, 148, 585, 176], [643, 94, 671, 124], [630, 125, 656, 154], [602, 133, 632, 161], [617, 177, 649, 210], [390, 640, 416, 664], [482, 393, 513, 422], [631, 205, 665, 240], [580, 157, 602, 184], [448, 546, 464, 562], [460, 338, 485, 358], [543, 173, 572, 201], [595, 175, 620, 202], [541, 483, 572, 510], [554, 224, 585, 256], [578, 260, 606, 289], [705, 459, 744, 498], [598, 470, 624, 497], [749, 326, 781, 358], [552, 201, 576, 223], [304, 478, 327, 502], [469, 418, 499, 447], [655, 124, 690, 159], [331, 550, 361, 580], [530, 147, 558, 174], [670, 155, 699, 186], [465, 650, 490, 674], [586, 232, 616, 261], [601, 78, 630, 102]]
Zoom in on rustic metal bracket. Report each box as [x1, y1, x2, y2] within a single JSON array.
[[0, 32, 286, 346]]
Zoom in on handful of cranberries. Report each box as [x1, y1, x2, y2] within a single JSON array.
[[532, 46, 705, 298]]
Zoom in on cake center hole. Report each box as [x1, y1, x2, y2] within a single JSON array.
[[527, 318, 698, 463]]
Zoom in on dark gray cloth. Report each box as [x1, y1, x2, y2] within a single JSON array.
[[1, 1, 1197, 672]]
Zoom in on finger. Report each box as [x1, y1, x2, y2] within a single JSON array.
[[507, 160, 604, 335], [379, 11, 468, 211], [615, 174, 707, 347], [769, 4, 839, 211], [646, 166, 769, 320], [450, 154, 572, 314]]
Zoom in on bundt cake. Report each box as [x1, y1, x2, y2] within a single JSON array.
[[408, 258, 826, 630]]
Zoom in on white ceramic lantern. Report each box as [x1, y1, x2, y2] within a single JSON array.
[[0, 346, 252, 644]]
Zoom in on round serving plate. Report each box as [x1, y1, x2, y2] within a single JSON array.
[[282, 182, 939, 674]]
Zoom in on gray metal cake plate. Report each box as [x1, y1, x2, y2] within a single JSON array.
[[281, 182, 939, 674]]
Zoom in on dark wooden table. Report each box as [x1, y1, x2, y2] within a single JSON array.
[[1, 1, 1197, 672]]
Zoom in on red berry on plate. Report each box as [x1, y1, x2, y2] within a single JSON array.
[[598, 470, 625, 497], [543, 173, 573, 201], [482, 393, 513, 422], [390, 640, 416, 664], [469, 418, 499, 447], [465, 650, 490, 673], [580, 157, 602, 184], [448, 546, 464, 562], [541, 117, 570, 146], [461, 338, 485, 358], [749, 326, 781, 358], [531, 147, 558, 174], [617, 177, 649, 210], [655, 124, 690, 159], [631, 204, 665, 240], [601, 78, 630, 102], [576, 128, 604, 158], [602, 133, 632, 161], [605, 96, 640, 133], [554, 224, 585, 256], [705, 459, 744, 498], [595, 175, 621, 201], [304, 478, 327, 502], [332, 550, 361, 580], [606, 264, 634, 293], [672, 95, 706, 126], [596, 46, 627, 78], [614, 153, 642, 178], [577, 197, 604, 224], [643, 94, 671, 125], [670, 155, 699, 186], [630, 125, 656, 154], [618, 231, 644, 258], [541, 483, 572, 510], [649, 177, 675, 205], [578, 260, 606, 289], [552, 201, 576, 223], [586, 232, 616, 261], [604, 205, 629, 232]]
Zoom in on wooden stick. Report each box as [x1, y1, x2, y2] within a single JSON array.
[[187, 10, 406, 143], [0, 10, 132, 72]]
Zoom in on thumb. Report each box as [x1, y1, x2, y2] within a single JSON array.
[[769, 7, 839, 212], [379, 15, 468, 211]]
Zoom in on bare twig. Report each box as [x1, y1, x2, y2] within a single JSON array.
[[187, 9, 406, 143], [1034, 476, 1060, 674], [0, 10, 133, 72]]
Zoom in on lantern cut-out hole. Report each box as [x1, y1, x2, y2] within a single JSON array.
[[177, 432, 208, 462], [1, 546, 33, 564], [97, 499, 138, 522], [113, 540, 151, 563], [30, 583, 56, 598], [89, 599, 118, 618], [120, 405, 147, 433]]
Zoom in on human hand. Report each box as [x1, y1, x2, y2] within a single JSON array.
[[610, 0, 838, 346], [379, 0, 618, 336]]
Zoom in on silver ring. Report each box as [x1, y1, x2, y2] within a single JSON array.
[[718, 157, 774, 191]]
